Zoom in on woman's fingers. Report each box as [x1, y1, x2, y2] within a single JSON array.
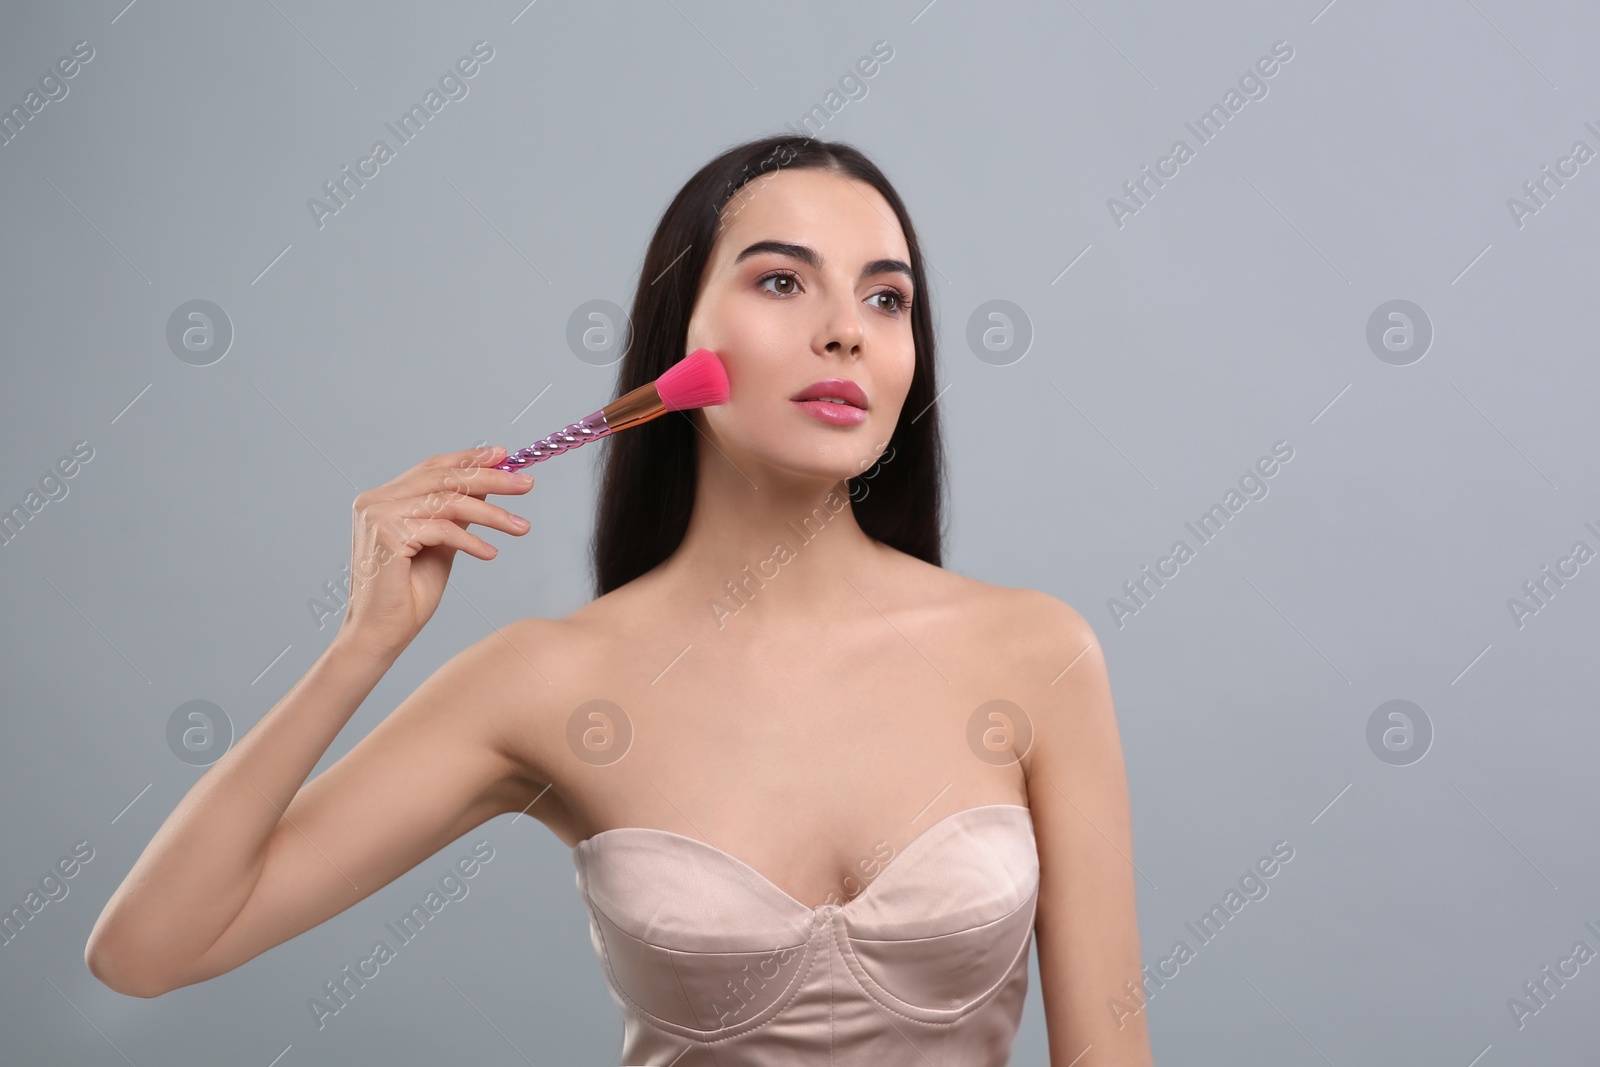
[[375, 515, 499, 560], [339, 445, 531, 656], [419, 444, 505, 471], [384, 490, 531, 537], [412, 517, 499, 560], [365, 457, 533, 505]]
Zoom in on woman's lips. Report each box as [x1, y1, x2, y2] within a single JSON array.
[[791, 399, 868, 425]]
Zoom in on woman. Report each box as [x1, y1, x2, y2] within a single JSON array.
[[86, 135, 1154, 1066]]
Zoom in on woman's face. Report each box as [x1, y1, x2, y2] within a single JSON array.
[[685, 167, 917, 485]]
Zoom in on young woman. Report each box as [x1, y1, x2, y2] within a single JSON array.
[[87, 135, 1154, 1066]]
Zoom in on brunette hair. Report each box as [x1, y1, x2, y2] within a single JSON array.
[[591, 134, 946, 597]]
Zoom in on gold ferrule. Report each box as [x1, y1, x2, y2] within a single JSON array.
[[601, 382, 667, 433]]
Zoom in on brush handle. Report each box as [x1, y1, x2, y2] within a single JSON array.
[[493, 410, 612, 472]]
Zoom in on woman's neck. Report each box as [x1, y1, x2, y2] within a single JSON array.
[[651, 448, 886, 636]]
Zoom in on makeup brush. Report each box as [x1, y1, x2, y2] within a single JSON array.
[[493, 347, 730, 472]]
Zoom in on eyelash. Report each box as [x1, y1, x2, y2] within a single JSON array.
[[756, 269, 913, 315]]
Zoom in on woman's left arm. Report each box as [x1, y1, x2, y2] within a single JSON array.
[[1019, 593, 1155, 1066]]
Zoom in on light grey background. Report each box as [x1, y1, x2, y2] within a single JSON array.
[[3, 0, 1597, 1064]]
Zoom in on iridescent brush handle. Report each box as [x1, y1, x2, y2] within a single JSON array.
[[493, 410, 612, 472]]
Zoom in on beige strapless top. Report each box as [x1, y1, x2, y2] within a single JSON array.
[[571, 803, 1039, 1066]]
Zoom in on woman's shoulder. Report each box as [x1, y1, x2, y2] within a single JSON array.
[[491, 553, 1096, 670], [492, 580, 655, 669], [856, 549, 1096, 686], [492, 602, 612, 665], [882, 546, 1090, 637]]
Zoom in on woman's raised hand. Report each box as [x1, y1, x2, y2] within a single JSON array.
[[340, 445, 533, 656]]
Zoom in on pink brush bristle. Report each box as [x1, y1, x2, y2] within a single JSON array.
[[655, 348, 730, 410]]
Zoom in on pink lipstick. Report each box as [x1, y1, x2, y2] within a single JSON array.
[[790, 377, 868, 426]]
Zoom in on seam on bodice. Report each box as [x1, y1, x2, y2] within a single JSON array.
[[829, 885, 1040, 1027], [572, 804, 1040, 1060], [580, 889, 830, 1046]]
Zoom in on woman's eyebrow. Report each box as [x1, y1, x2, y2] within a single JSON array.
[[733, 240, 913, 285]]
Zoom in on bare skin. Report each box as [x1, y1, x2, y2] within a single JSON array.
[[517, 546, 1036, 887], [86, 168, 1152, 1065]]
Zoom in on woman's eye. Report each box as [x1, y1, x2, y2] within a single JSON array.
[[871, 289, 910, 313], [759, 272, 799, 295], [758, 272, 910, 313]]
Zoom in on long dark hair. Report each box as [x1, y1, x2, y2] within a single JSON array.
[[591, 134, 946, 598]]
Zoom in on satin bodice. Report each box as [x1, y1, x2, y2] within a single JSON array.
[[571, 803, 1039, 1066]]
